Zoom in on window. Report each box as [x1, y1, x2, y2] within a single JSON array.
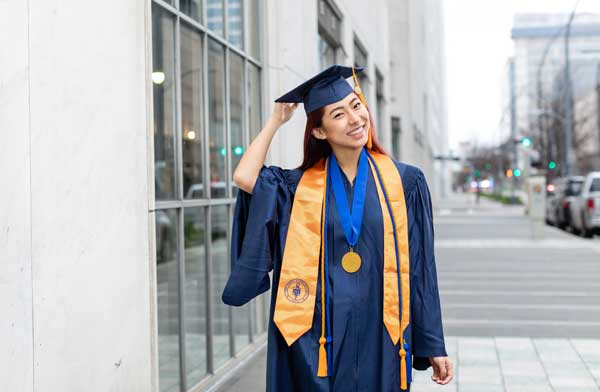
[[391, 116, 402, 160], [375, 69, 384, 134], [354, 38, 368, 95], [319, 34, 336, 69], [151, 1, 263, 390], [317, 0, 341, 69]]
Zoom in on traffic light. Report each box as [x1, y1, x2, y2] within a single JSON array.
[[506, 169, 513, 178], [514, 168, 522, 177], [521, 137, 532, 147], [474, 170, 481, 178], [548, 161, 557, 170]]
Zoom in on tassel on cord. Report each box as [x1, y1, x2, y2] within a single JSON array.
[[400, 343, 408, 391], [351, 67, 373, 149], [317, 337, 328, 377], [317, 160, 329, 377]]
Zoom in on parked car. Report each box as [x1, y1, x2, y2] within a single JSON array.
[[568, 172, 600, 238], [553, 176, 585, 230], [545, 182, 559, 225]]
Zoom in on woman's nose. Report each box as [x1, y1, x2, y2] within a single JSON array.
[[348, 110, 360, 124]]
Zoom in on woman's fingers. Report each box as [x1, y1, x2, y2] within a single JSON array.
[[430, 358, 453, 385]]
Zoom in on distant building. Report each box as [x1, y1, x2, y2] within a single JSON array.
[[508, 13, 600, 175], [574, 88, 600, 172]]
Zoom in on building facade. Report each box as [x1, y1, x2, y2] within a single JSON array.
[[508, 13, 600, 175], [2, 1, 447, 391]]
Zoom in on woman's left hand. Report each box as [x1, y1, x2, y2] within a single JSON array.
[[428, 356, 453, 385]]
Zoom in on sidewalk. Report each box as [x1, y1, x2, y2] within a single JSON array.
[[411, 337, 600, 392]]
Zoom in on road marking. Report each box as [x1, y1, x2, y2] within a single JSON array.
[[438, 272, 600, 279], [440, 280, 600, 288], [442, 303, 600, 311], [440, 290, 600, 297], [435, 239, 600, 252], [444, 319, 600, 327]]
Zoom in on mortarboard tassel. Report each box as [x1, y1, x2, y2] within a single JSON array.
[[351, 67, 373, 150], [317, 159, 329, 377]]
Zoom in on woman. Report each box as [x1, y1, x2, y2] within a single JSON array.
[[222, 65, 453, 391]]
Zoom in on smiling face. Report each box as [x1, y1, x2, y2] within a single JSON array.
[[311, 93, 370, 150]]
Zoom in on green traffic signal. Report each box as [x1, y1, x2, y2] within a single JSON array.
[[521, 137, 532, 147], [513, 168, 522, 177], [474, 170, 481, 178], [548, 161, 557, 170]]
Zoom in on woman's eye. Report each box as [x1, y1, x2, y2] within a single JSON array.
[[354, 102, 361, 109], [335, 113, 343, 119]]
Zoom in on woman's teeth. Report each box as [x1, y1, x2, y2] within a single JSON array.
[[348, 126, 364, 136]]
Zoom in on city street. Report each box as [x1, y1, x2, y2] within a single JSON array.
[[215, 193, 600, 392]]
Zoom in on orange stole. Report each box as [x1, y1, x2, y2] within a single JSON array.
[[272, 152, 411, 389]]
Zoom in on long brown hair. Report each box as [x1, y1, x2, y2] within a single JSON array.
[[297, 104, 387, 171]]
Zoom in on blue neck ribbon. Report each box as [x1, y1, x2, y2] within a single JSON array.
[[329, 148, 369, 248]]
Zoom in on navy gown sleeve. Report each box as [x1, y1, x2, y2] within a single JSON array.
[[221, 165, 295, 307], [407, 168, 448, 371]]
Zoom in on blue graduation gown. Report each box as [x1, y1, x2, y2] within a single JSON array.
[[222, 160, 447, 391]]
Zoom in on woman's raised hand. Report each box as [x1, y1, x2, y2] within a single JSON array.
[[270, 102, 299, 127]]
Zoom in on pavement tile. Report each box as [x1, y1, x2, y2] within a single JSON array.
[[458, 337, 498, 363], [505, 386, 552, 392], [411, 381, 457, 392], [495, 337, 539, 361], [544, 362, 595, 378], [459, 366, 502, 385], [499, 360, 545, 376], [587, 362, 600, 383], [502, 374, 550, 386], [548, 376, 599, 389], [456, 384, 504, 392], [534, 338, 582, 363], [572, 340, 600, 363]]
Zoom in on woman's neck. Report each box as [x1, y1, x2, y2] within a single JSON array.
[[331, 146, 362, 184]]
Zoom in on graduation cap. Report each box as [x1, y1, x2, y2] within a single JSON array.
[[275, 65, 365, 115], [275, 64, 372, 149]]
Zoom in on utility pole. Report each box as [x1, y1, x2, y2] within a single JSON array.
[[509, 58, 517, 198], [597, 63, 600, 166], [563, 2, 580, 176]]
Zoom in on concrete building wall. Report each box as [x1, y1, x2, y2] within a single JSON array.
[[0, 1, 154, 390], [0, 1, 34, 390], [388, 0, 449, 200]]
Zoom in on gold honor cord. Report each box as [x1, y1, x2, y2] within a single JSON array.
[[318, 159, 329, 377]]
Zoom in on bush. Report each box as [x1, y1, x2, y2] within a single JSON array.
[[480, 192, 523, 205]]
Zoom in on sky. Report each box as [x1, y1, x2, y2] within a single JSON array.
[[443, 0, 600, 151]]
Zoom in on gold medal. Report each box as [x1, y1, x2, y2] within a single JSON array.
[[341, 248, 361, 273]]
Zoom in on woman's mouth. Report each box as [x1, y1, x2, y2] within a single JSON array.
[[347, 124, 365, 137]]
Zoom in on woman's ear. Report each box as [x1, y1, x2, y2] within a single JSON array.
[[312, 127, 327, 140]]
